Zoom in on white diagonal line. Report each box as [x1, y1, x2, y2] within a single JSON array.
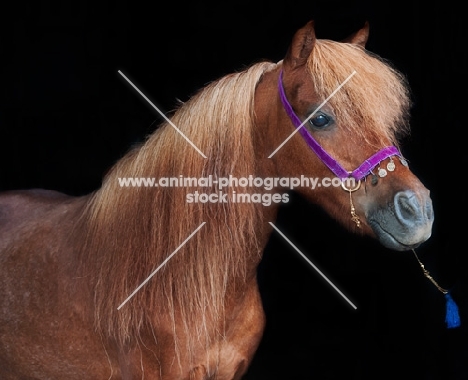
[[268, 70, 357, 158], [268, 222, 357, 309], [117, 222, 206, 310], [118, 70, 207, 158]]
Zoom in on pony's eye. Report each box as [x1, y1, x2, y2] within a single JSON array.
[[309, 113, 330, 128]]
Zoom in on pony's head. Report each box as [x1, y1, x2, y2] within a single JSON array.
[[256, 21, 433, 251]]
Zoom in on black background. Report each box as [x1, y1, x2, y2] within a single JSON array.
[[1, 1, 467, 379]]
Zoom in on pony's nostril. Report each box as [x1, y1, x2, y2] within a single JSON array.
[[394, 190, 423, 223]]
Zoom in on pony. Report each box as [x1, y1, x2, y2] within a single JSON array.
[[0, 21, 433, 379]]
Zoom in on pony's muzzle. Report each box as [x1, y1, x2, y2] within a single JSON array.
[[367, 190, 434, 251]]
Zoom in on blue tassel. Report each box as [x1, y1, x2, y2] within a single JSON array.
[[444, 292, 461, 329]]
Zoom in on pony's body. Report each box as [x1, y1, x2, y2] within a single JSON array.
[[0, 22, 433, 379]]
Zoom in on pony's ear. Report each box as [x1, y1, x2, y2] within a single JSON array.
[[284, 20, 317, 69], [342, 21, 369, 48]]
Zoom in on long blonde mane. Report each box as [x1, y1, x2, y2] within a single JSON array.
[[80, 61, 276, 355]]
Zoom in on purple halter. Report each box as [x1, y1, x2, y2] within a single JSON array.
[[278, 70, 400, 181]]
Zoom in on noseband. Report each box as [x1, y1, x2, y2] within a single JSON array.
[[278, 70, 406, 186]]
